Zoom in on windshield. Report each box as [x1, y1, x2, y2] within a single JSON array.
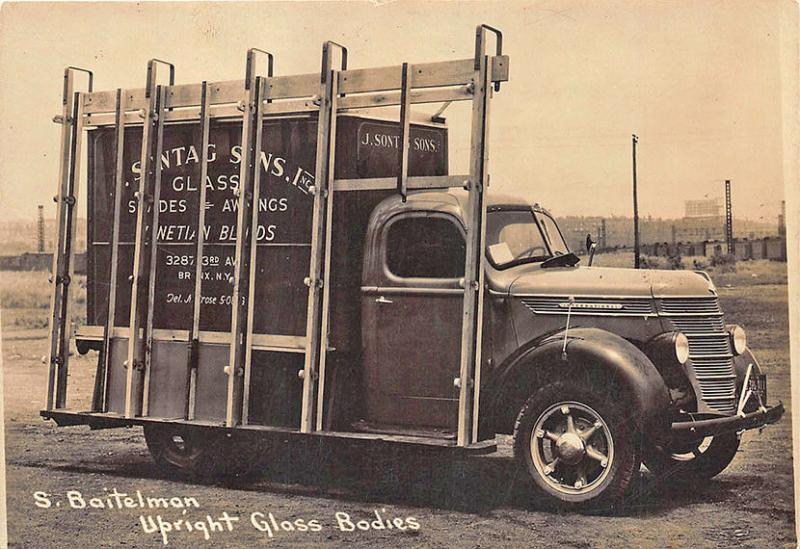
[[537, 212, 569, 255], [486, 209, 569, 268]]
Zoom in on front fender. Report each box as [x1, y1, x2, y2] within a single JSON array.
[[733, 348, 758, 392], [487, 327, 671, 446]]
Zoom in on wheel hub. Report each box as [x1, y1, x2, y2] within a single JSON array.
[[530, 400, 615, 496], [555, 432, 585, 464]]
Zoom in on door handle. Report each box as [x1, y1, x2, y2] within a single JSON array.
[[375, 296, 393, 304]]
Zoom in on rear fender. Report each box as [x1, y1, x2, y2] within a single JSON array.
[[488, 327, 671, 446]]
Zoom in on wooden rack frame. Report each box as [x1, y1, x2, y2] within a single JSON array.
[[45, 25, 508, 448]]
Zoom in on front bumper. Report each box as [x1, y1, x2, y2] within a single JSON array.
[[671, 402, 784, 441]]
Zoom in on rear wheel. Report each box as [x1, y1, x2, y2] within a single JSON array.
[[643, 433, 740, 481], [143, 426, 261, 478], [513, 381, 639, 510]]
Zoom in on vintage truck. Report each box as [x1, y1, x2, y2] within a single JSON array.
[[42, 26, 783, 509]]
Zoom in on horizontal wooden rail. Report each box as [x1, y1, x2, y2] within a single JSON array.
[[81, 56, 509, 116], [83, 83, 476, 127], [76, 325, 306, 353], [333, 174, 468, 192]]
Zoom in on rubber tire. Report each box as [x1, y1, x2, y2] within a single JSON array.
[[643, 433, 740, 481], [513, 380, 639, 511], [143, 426, 253, 478]]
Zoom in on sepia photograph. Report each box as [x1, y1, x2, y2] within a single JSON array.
[[0, 1, 798, 547]]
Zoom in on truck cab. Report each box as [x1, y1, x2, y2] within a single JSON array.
[[359, 191, 570, 431], [353, 189, 783, 505]]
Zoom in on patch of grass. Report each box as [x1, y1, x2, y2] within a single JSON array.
[[718, 284, 789, 355], [592, 252, 787, 286], [592, 251, 637, 268], [710, 260, 788, 287], [0, 271, 86, 330]]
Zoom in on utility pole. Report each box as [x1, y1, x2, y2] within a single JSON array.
[[37, 205, 45, 253], [724, 180, 733, 254], [599, 218, 607, 250], [632, 134, 640, 268]]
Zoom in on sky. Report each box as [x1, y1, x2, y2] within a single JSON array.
[[0, 0, 794, 224]]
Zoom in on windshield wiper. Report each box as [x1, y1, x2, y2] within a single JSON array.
[[540, 252, 580, 269]]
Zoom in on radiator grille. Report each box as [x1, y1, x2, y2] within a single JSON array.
[[687, 335, 732, 357], [669, 316, 725, 334], [660, 297, 736, 414], [521, 297, 655, 316], [659, 297, 722, 316]]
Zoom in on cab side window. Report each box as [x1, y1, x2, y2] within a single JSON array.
[[385, 216, 465, 279]]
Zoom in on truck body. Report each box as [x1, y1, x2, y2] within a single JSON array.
[[82, 114, 447, 426], [43, 27, 784, 509]]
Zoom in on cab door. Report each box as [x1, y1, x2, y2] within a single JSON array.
[[361, 212, 466, 431]]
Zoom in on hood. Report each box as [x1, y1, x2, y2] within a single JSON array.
[[503, 265, 717, 298]]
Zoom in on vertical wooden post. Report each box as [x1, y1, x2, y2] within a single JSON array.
[[125, 60, 172, 419], [95, 88, 126, 412], [471, 74, 491, 444], [242, 77, 267, 425], [632, 134, 640, 269], [186, 81, 212, 420], [56, 90, 87, 408], [396, 62, 412, 201], [314, 75, 340, 432], [239, 48, 274, 425], [46, 67, 91, 411], [300, 41, 345, 434], [141, 85, 168, 417], [225, 62, 262, 427], [456, 26, 494, 447]]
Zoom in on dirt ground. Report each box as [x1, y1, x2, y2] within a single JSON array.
[[2, 281, 796, 548]]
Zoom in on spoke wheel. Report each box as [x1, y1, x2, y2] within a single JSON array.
[[143, 426, 261, 478], [530, 401, 614, 496], [513, 380, 638, 509], [643, 433, 740, 481]]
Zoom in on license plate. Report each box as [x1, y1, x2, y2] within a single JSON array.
[[749, 373, 767, 405]]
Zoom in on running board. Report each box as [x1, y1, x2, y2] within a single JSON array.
[[40, 410, 496, 454], [350, 419, 456, 440]]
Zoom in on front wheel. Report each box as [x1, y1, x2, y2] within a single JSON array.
[[643, 433, 740, 481], [513, 381, 639, 510]]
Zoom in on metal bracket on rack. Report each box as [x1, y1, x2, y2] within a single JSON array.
[[145, 59, 175, 98], [245, 48, 274, 87], [474, 24, 503, 91]]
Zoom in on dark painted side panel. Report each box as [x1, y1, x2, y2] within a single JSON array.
[[87, 115, 447, 424]]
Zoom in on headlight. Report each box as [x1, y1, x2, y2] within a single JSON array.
[[728, 325, 747, 355], [674, 332, 690, 365], [647, 331, 690, 367]]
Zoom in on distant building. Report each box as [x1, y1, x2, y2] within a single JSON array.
[[557, 214, 777, 252], [684, 198, 723, 218], [673, 216, 726, 242]]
